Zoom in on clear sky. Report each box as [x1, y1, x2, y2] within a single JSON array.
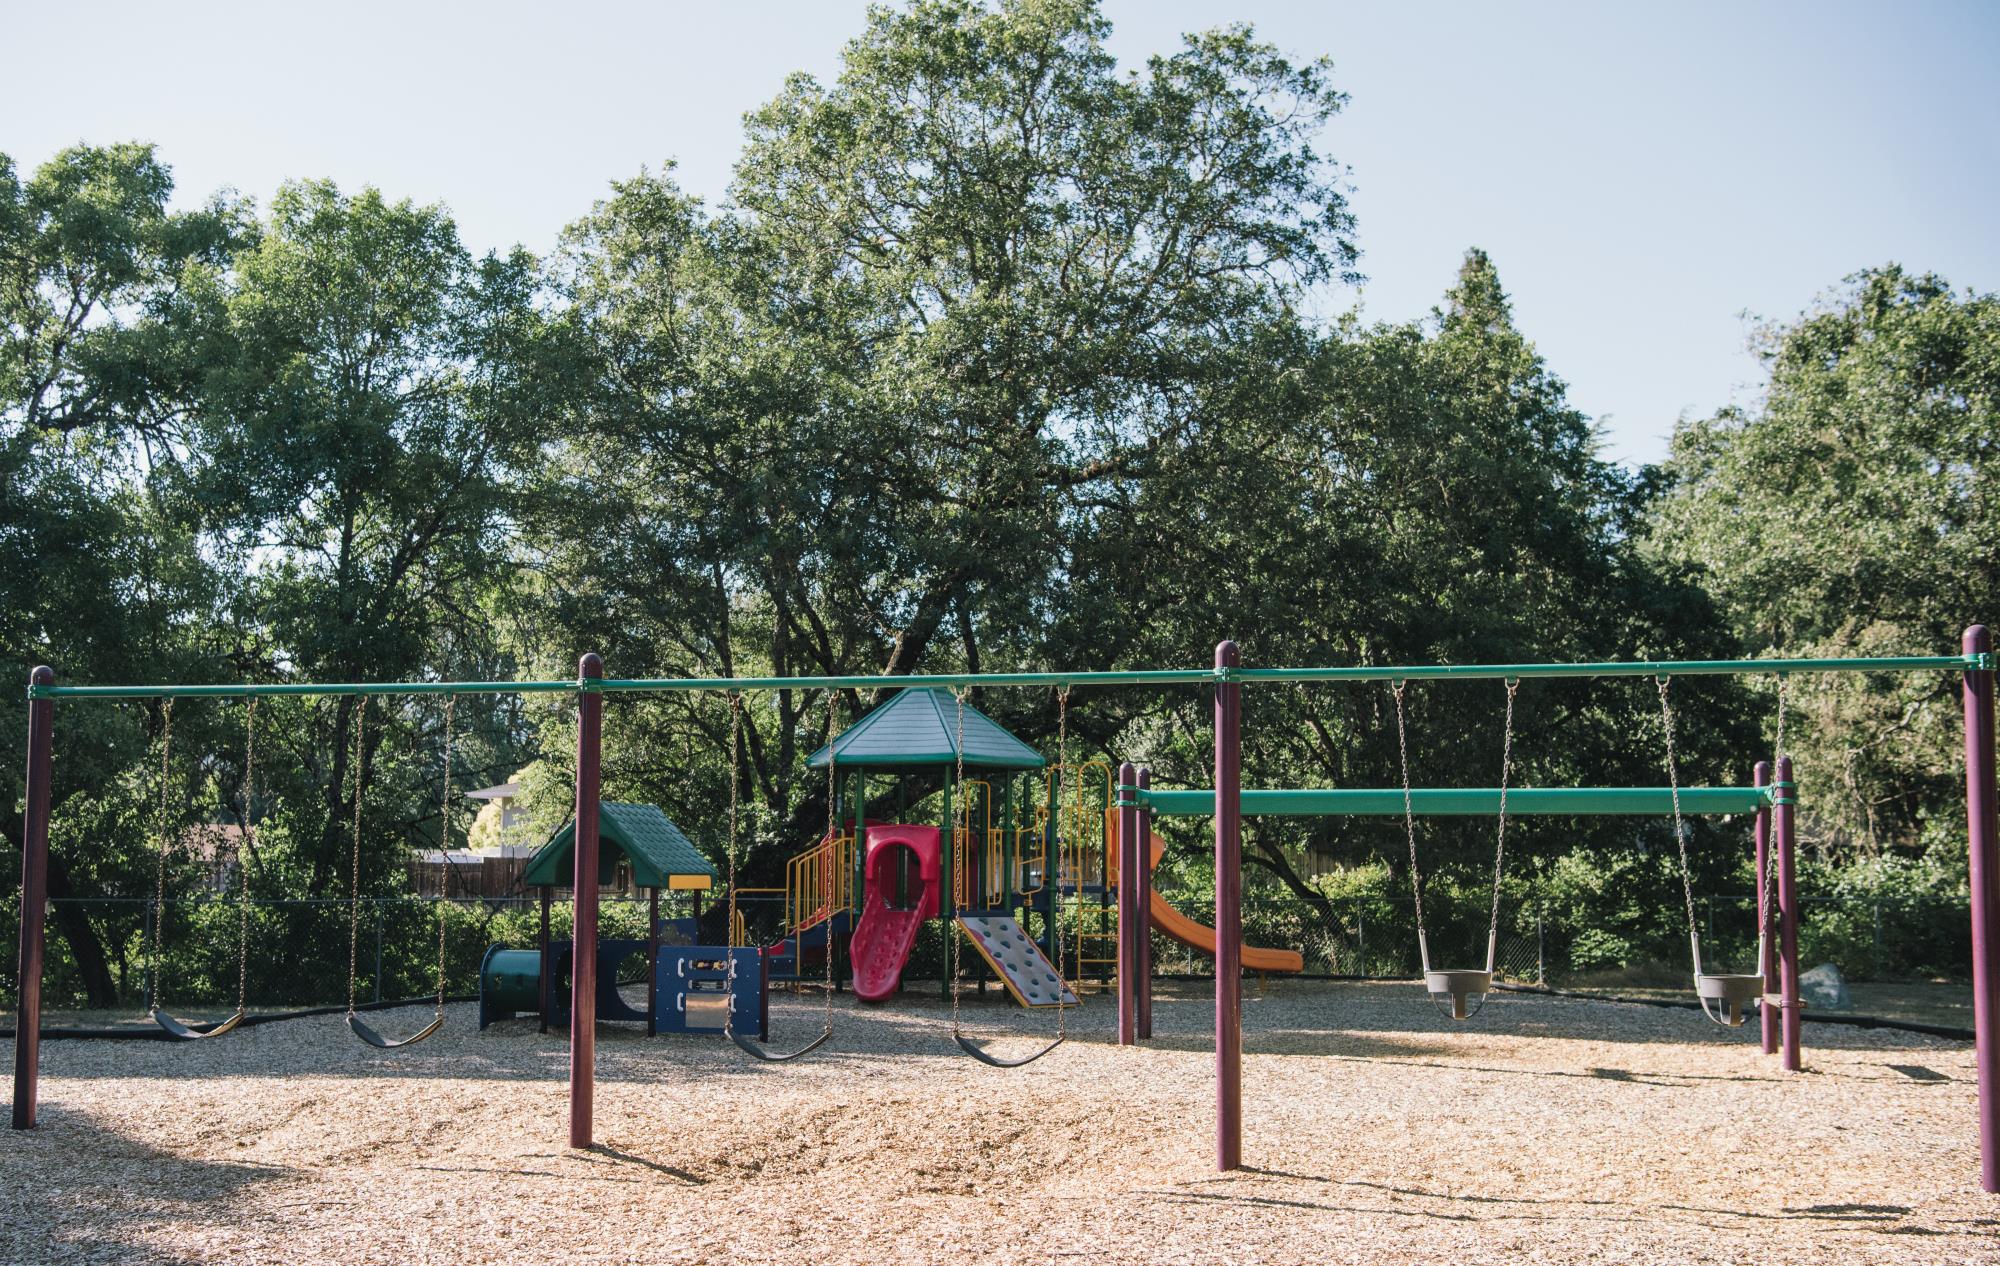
[[7, 1, 1996, 465]]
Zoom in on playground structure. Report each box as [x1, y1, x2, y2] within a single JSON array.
[[742, 687, 1299, 1017], [10, 628, 1999, 1195], [472, 800, 752, 1038]]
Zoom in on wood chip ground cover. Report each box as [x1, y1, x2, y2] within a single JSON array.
[[3, 981, 1993, 1264]]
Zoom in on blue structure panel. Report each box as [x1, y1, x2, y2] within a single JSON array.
[[655, 946, 765, 1038]]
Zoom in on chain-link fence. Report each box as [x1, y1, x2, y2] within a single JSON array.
[[0, 893, 781, 1016], [1685, 893, 1971, 982], [0, 887, 1974, 1021], [1149, 897, 1547, 984]]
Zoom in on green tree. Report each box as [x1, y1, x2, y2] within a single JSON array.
[[178, 179, 556, 896], [1651, 266, 1998, 856], [1082, 250, 1750, 957], [1, 144, 244, 1005], [0, 143, 243, 443], [527, 0, 1359, 869]]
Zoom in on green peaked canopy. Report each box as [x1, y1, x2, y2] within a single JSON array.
[[807, 688, 1045, 770], [522, 802, 719, 890]]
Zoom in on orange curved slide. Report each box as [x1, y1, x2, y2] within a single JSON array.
[[1138, 833, 1305, 974]]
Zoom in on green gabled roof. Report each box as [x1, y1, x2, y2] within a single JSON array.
[[522, 802, 719, 890], [807, 688, 1045, 770]]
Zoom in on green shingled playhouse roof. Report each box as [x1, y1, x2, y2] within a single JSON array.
[[521, 802, 720, 890], [807, 688, 1045, 769]]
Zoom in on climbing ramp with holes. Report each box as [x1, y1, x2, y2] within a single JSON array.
[[957, 915, 1078, 1009]]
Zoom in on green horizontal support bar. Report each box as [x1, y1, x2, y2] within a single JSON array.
[[594, 669, 1219, 692], [27, 652, 1988, 702], [1140, 786, 1773, 817], [1236, 653, 1983, 684], [27, 679, 586, 701]]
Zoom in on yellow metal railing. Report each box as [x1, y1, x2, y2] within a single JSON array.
[[1052, 760, 1113, 889], [1011, 760, 1112, 895], [785, 832, 854, 936], [1073, 901, 1119, 989], [951, 780, 998, 911], [952, 826, 1025, 912], [1013, 821, 1048, 895]]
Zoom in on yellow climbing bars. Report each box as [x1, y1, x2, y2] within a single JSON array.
[[784, 832, 854, 935]]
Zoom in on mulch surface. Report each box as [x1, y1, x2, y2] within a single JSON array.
[[3, 980, 1993, 1264]]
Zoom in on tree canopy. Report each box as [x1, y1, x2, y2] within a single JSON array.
[[1651, 266, 1999, 858]]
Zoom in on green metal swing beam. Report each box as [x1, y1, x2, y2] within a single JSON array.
[[23, 652, 1992, 700], [1136, 785, 1772, 817]]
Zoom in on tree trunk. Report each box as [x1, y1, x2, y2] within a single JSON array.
[[310, 695, 356, 897], [1240, 824, 1350, 949], [46, 853, 118, 1009]]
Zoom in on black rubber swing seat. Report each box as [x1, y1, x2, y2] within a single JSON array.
[[953, 1033, 1064, 1069], [149, 1006, 245, 1040], [348, 1011, 444, 1049], [1695, 972, 1765, 1028], [730, 1029, 832, 1063], [1424, 969, 1495, 1022]]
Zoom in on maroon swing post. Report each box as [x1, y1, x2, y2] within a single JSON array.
[[1136, 765, 1154, 1041], [569, 652, 604, 1150], [1965, 624, 1999, 1193], [11, 666, 55, 1130], [1116, 761, 1139, 1046], [1774, 755, 1802, 1072], [1214, 641, 1243, 1172], [1753, 760, 1777, 1057]]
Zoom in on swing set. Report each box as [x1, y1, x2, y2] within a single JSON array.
[[1383, 673, 1785, 1027], [10, 630, 1999, 1195], [139, 694, 456, 1048]]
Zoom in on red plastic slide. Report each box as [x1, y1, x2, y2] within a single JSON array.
[[850, 825, 942, 1002]]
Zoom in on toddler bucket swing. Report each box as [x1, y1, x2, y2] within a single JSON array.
[[1657, 675, 1773, 1029], [1393, 678, 1519, 1022]]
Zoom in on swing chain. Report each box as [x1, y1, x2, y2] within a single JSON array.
[[1487, 678, 1520, 969], [1392, 681, 1424, 947], [950, 683, 1071, 1051], [1054, 685, 1071, 1038], [951, 687, 967, 1039], [347, 697, 368, 1016], [435, 694, 454, 1015], [1773, 673, 1788, 771], [237, 698, 256, 1013], [148, 699, 175, 1014], [723, 691, 743, 1040], [820, 688, 837, 1032], [1656, 677, 1700, 968]]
